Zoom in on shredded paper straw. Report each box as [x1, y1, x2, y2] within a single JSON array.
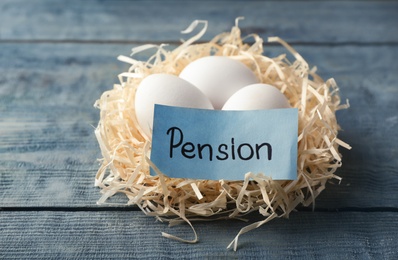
[[94, 18, 351, 251]]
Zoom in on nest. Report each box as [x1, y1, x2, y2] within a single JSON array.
[[94, 18, 351, 250]]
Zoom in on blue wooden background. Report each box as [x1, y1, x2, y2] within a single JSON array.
[[1, 0, 398, 258]]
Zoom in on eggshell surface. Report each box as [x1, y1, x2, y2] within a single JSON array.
[[135, 73, 213, 137], [179, 56, 259, 110], [222, 83, 290, 111]]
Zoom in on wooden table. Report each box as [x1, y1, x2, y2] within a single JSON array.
[[1, 0, 397, 258]]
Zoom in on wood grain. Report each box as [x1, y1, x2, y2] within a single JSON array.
[[0, 210, 397, 259], [0, 0, 397, 44], [1, 0, 397, 257]]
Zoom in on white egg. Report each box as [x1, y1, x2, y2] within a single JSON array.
[[134, 74, 213, 138], [179, 56, 259, 110], [222, 83, 290, 110]]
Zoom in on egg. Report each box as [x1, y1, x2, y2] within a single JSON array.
[[179, 56, 259, 109], [134, 73, 213, 138], [222, 83, 290, 110]]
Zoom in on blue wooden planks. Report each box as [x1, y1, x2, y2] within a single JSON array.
[[0, 0, 397, 258], [1, 0, 397, 43], [1, 211, 398, 259]]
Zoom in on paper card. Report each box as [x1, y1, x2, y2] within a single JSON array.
[[151, 104, 298, 181]]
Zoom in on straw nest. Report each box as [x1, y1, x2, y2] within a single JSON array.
[[94, 18, 351, 250]]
